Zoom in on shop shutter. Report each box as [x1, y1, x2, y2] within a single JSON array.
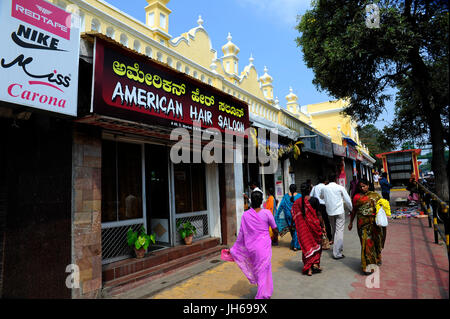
[[294, 156, 323, 187]]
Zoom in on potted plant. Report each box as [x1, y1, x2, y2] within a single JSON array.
[[176, 220, 197, 245], [127, 226, 156, 258]]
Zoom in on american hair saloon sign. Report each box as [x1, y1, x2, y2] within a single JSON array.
[[91, 37, 250, 136], [0, 0, 80, 116]]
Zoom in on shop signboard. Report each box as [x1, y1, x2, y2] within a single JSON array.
[[357, 152, 364, 162], [347, 145, 358, 160], [0, 0, 80, 116], [274, 164, 284, 202], [91, 37, 250, 136], [320, 136, 333, 157], [338, 157, 346, 187], [332, 143, 347, 157]]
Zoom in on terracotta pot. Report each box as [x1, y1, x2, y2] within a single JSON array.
[[184, 234, 193, 245], [134, 247, 146, 258]]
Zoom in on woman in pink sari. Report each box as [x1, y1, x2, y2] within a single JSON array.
[[222, 190, 278, 299], [292, 182, 324, 276]]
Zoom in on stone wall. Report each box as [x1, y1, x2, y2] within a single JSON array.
[[72, 125, 102, 298]]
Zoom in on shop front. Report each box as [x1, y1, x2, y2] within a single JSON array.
[[0, 0, 80, 298], [332, 143, 348, 187], [71, 34, 250, 295], [293, 127, 334, 186], [242, 122, 299, 208]]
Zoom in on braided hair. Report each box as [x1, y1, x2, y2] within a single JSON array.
[[299, 182, 312, 216], [289, 184, 297, 203]]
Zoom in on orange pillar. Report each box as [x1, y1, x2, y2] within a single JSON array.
[[412, 153, 419, 181], [382, 156, 389, 182]]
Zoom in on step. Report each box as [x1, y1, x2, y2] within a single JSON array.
[[102, 237, 220, 279], [102, 238, 225, 296], [103, 245, 226, 297]]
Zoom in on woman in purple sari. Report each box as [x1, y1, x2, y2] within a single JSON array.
[[223, 191, 278, 299]]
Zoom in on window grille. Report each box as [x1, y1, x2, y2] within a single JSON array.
[[101, 222, 144, 264], [175, 214, 209, 243]]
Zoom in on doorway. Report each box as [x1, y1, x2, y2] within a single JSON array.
[[145, 144, 171, 247]]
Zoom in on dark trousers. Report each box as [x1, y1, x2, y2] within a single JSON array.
[[382, 192, 390, 201], [319, 204, 332, 241]]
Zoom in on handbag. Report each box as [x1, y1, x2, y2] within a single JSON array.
[[220, 249, 235, 262], [321, 232, 330, 250], [376, 206, 389, 227]]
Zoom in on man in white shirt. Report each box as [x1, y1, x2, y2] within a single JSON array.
[[373, 171, 380, 189], [310, 175, 332, 242], [320, 173, 353, 259], [243, 181, 263, 206]]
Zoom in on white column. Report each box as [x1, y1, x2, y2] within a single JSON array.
[[275, 160, 284, 203], [234, 149, 245, 234], [206, 163, 221, 239], [283, 158, 292, 192]]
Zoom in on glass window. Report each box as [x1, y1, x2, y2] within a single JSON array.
[[102, 140, 143, 223], [148, 12, 155, 27], [160, 13, 166, 28], [174, 163, 207, 214]]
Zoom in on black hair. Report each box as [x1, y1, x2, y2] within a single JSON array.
[[268, 188, 275, 196], [299, 182, 311, 216], [318, 175, 326, 183], [357, 178, 370, 193], [289, 184, 297, 202], [250, 190, 263, 209], [249, 181, 259, 188], [328, 174, 337, 183]]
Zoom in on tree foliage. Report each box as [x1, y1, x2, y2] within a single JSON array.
[[357, 124, 394, 168], [296, 0, 449, 199]]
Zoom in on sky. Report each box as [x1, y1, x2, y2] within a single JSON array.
[[104, 0, 395, 130]]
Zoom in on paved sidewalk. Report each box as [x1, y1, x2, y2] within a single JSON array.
[[113, 209, 448, 299], [349, 217, 449, 299]]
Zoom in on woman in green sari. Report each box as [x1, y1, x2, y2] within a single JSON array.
[[348, 179, 387, 275]]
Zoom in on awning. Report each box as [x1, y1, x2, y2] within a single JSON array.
[[250, 113, 300, 141], [343, 137, 358, 147]]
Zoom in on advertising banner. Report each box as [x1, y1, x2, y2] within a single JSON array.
[[332, 143, 347, 157], [92, 37, 250, 136], [347, 145, 358, 160], [0, 0, 80, 116], [338, 157, 346, 187]]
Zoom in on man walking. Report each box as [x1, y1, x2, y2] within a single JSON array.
[[243, 181, 263, 206], [320, 173, 353, 260], [373, 171, 380, 189], [379, 172, 392, 202], [310, 175, 332, 242]]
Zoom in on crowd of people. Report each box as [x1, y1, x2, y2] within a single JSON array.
[[222, 172, 392, 299]]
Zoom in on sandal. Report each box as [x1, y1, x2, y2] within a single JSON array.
[[312, 266, 322, 273], [306, 269, 313, 276]]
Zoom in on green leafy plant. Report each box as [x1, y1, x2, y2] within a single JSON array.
[[127, 226, 156, 250], [176, 220, 197, 239]]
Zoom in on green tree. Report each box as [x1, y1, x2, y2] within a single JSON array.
[[296, 0, 449, 200], [357, 124, 395, 168], [401, 141, 416, 150]]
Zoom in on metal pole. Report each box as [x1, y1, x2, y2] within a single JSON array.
[[442, 203, 449, 261], [431, 201, 439, 244], [427, 200, 432, 228]]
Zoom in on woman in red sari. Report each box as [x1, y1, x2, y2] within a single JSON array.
[[292, 182, 324, 276]]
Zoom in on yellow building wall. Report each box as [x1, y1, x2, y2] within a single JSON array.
[[50, 0, 359, 136], [169, 28, 216, 71]]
